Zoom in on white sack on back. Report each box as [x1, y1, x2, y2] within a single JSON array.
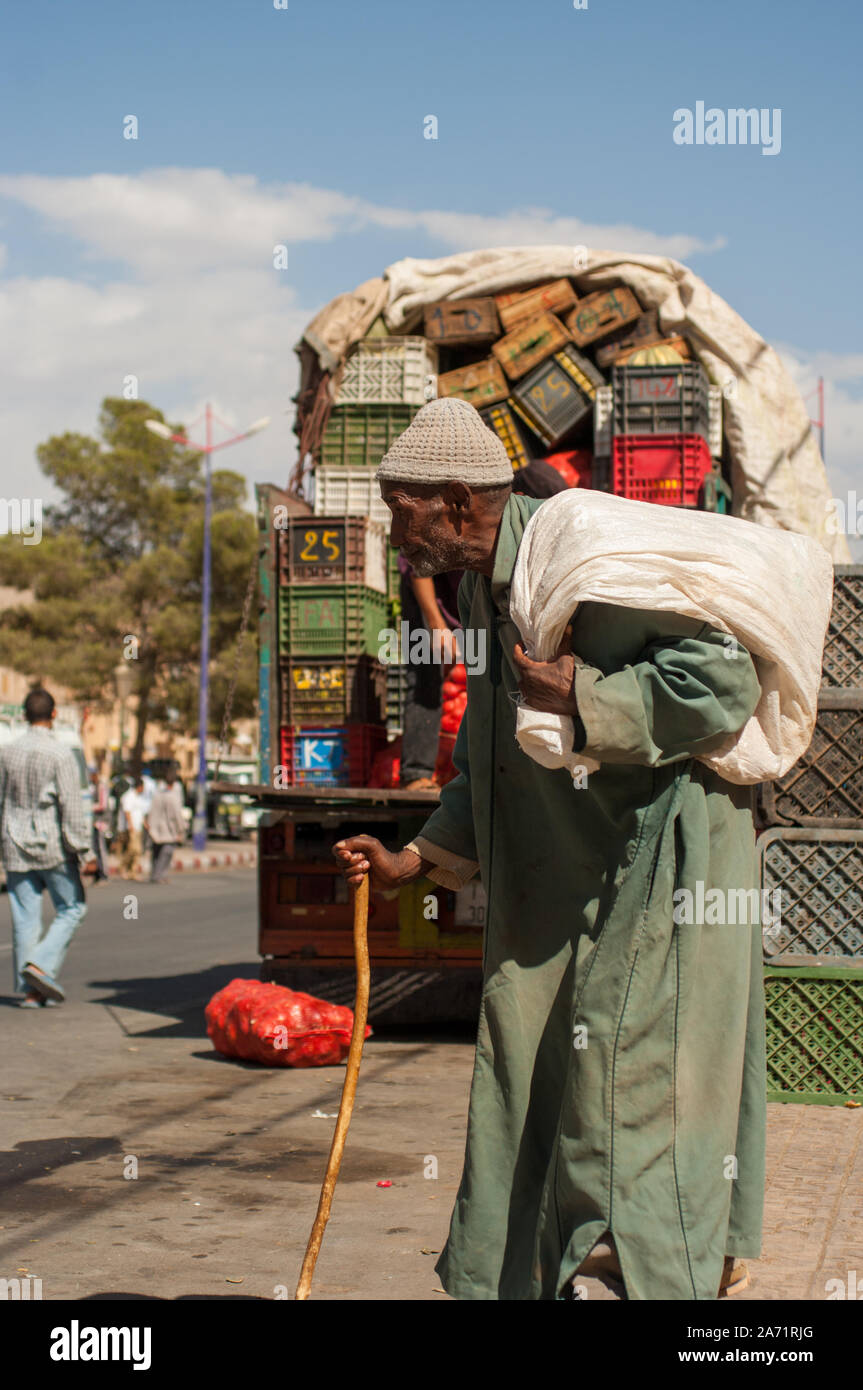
[[508, 490, 833, 786]]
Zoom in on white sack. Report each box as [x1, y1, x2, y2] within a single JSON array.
[[508, 489, 834, 785]]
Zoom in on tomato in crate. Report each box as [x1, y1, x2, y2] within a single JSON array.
[[543, 449, 593, 488]]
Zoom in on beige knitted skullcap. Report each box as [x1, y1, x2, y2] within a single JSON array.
[[375, 397, 514, 486]]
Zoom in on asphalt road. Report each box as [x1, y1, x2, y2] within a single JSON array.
[[0, 871, 475, 1301], [1, 874, 859, 1304]]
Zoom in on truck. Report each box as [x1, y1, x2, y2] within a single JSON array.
[[238, 246, 842, 1027], [241, 482, 486, 1025]]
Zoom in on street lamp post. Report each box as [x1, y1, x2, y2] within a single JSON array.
[[145, 405, 270, 850], [114, 661, 134, 773]]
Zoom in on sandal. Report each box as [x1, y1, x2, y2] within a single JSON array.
[[402, 777, 438, 791], [719, 1257, 750, 1297]]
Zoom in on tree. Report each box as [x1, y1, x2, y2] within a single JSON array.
[[0, 397, 258, 771]]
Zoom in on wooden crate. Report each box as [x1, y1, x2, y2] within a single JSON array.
[[437, 357, 509, 409], [491, 312, 571, 382], [613, 336, 693, 365], [565, 287, 642, 348], [595, 310, 659, 368], [423, 297, 500, 346], [495, 279, 578, 332]]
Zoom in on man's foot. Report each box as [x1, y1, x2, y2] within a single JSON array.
[[18, 991, 42, 1009], [718, 1257, 750, 1297], [21, 963, 65, 1003], [402, 777, 438, 791]]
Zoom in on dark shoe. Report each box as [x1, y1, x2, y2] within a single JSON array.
[[22, 964, 65, 1002]]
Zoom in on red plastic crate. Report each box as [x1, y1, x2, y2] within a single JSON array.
[[543, 449, 593, 488], [611, 433, 714, 507], [279, 724, 388, 788]]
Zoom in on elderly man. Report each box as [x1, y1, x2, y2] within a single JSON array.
[[333, 398, 765, 1302]]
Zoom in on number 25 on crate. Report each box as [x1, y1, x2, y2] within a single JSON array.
[[278, 515, 388, 593]]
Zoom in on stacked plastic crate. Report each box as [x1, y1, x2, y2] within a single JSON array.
[[432, 282, 607, 474], [311, 335, 438, 746], [302, 283, 736, 749], [277, 512, 391, 786], [756, 566, 863, 1105], [429, 278, 732, 512], [592, 358, 728, 510]]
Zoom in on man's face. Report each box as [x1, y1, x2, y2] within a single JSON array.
[[381, 482, 467, 577]]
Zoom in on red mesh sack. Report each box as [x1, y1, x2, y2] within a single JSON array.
[[205, 979, 371, 1068]]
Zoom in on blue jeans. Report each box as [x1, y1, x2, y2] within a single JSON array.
[[7, 858, 87, 993]]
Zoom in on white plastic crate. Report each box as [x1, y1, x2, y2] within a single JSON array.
[[335, 337, 439, 407], [313, 466, 392, 529], [708, 386, 723, 459], [593, 384, 613, 457]]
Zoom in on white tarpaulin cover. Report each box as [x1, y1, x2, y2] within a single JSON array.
[[509, 487, 834, 785], [372, 244, 848, 561]]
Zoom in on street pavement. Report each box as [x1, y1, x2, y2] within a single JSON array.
[[0, 871, 860, 1302]]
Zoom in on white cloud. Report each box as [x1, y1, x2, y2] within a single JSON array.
[[0, 168, 728, 502], [0, 169, 724, 277], [0, 267, 307, 500]]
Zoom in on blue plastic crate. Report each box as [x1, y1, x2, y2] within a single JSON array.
[[280, 724, 386, 788]]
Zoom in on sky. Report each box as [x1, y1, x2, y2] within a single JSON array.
[[1, 0, 860, 521]]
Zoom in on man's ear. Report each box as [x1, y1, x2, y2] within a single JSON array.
[[446, 480, 472, 513]]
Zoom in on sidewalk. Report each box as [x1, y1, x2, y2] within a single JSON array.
[[107, 838, 256, 877]]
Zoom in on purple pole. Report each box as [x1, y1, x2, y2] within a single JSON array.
[[193, 403, 213, 851]]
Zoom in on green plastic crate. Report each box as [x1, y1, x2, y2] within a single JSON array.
[[320, 404, 418, 469], [387, 547, 402, 603], [764, 965, 863, 1106], [278, 583, 388, 658]]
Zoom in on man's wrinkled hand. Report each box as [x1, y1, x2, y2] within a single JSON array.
[[512, 625, 579, 716], [332, 835, 423, 891]]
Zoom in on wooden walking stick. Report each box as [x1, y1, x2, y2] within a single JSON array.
[[295, 872, 370, 1300]]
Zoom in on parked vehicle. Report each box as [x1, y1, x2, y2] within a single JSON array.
[[206, 758, 261, 838]]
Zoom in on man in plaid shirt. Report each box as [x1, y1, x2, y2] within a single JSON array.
[[0, 687, 91, 1006]]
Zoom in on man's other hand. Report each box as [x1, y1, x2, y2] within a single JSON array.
[[512, 624, 579, 716]]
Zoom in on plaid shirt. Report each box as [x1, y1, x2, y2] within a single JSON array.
[[0, 727, 91, 871]]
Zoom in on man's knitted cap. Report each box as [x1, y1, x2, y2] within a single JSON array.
[[375, 397, 514, 487]]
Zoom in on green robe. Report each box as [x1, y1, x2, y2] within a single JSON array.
[[412, 493, 766, 1301]]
